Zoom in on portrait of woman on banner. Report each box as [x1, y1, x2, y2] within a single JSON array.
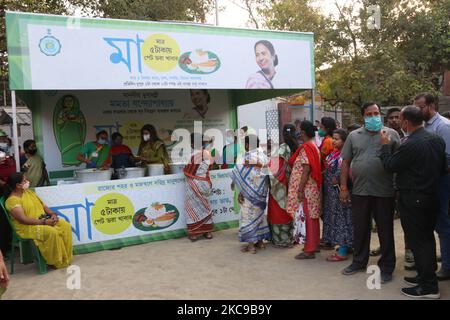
[[246, 40, 279, 89]]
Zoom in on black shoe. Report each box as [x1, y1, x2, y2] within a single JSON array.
[[342, 264, 366, 275], [369, 247, 381, 257], [381, 272, 393, 284], [404, 264, 417, 271], [436, 269, 450, 281], [401, 286, 440, 299], [404, 276, 419, 286]]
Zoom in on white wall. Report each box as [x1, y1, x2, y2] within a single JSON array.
[[237, 98, 279, 145]]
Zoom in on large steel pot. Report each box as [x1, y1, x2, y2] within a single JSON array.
[[147, 164, 164, 176], [74, 168, 113, 183], [117, 167, 146, 179]]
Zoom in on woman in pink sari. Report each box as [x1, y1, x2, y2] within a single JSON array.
[[287, 120, 322, 259]]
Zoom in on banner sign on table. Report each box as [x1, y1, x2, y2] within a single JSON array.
[[35, 170, 237, 251], [6, 11, 314, 90]]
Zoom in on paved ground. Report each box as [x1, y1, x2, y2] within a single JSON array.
[[3, 219, 450, 300]]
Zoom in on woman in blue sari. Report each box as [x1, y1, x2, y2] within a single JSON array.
[[231, 134, 270, 254]]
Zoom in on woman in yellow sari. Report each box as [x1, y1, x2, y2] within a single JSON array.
[[137, 124, 171, 174], [5, 173, 73, 269]]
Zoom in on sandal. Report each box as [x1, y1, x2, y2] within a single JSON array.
[[370, 248, 381, 257], [256, 241, 266, 250], [189, 236, 198, 242], [271, 243, 293, 249], [203, 233, 213, 240], [327, 253, 348, 262], [241, 244, 257, 254], [295, 252, 315, 260]]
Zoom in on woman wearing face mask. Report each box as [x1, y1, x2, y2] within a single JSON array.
[[287, 121, 322, 259], [22, 140, 50, 188], [203, 136, 221, 170], [322, 129, 354, 261], [184, 133, 214, 241], [77, 130, 111, 169], [318, 117, 337, 167], [5, 172, 73, 269], [137, 124, 171, 174], [267, 124, 299, 248], [318, 117, 337, 250], [222, 130, 238, 169]]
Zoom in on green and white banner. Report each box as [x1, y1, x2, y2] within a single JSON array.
[[6, 12, 314, 90], [37, 89, 231, 173], [35, 170, 237, 253]]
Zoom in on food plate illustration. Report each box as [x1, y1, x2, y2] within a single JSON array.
[[133, 202, 179, 231], [179, 49, 221, 74]]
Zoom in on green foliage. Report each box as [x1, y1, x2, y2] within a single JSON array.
[[71, 0, 214, 23], [1, 0, 68, 82], [260, 0, 450, 114], [0, 0, 214, 103]]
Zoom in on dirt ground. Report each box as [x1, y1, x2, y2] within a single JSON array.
[[3, 219, 450, 300]]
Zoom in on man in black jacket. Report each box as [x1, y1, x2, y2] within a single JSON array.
[[380, 105, 447, 299]]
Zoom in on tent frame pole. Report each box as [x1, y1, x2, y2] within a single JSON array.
[[11, 91, 20, 172]]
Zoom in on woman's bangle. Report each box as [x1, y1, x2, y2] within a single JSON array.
[[340, 186, 348, 192]]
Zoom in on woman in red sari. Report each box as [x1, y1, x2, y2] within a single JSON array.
[[184, 133, 214, 241], [267, 124, 299, 248], [287, 120, 322, 259]]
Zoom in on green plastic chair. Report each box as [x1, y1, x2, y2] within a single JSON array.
[[0, 196, 47, 274]]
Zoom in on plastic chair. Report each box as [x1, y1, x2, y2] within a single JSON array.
[[0, 196, 47, 274]]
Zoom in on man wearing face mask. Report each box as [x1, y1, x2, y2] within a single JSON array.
[[415, 93, 450, 282], [0, 130, 16, 187], [0, 130, 16, 259], [204, 136, 221, 170], [22, 140, 49, 188], [380, 106, 446, 299], [339, 102, 400, 283], [77, 130, 111, 169], [0, 130, 12, 157]]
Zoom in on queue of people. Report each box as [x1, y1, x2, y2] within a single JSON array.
[[229, 93, 450, 299]]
